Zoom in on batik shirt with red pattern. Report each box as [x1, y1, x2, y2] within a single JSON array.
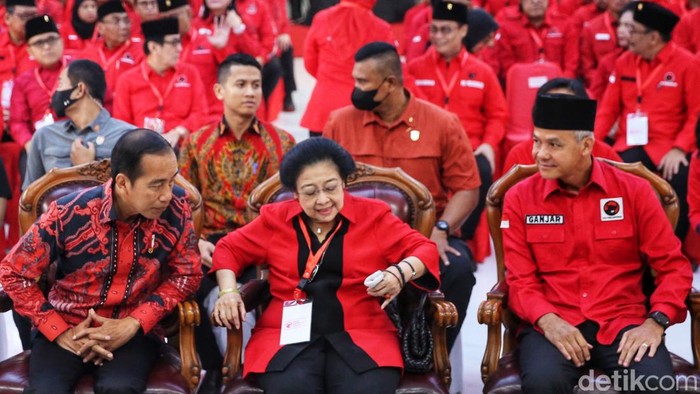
[[0, 180, 202, 341], [179, 118, 295, 237]]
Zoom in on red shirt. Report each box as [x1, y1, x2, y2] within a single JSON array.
[[401, 1, 430, 56], [211, 193, 440, 376], [594, 43, 700, 165], [59, 22, 99, 58], [407, 47, 508, 150], [266, 0, 289, 34], [503, 159, 692, 344], [590, 47, 625, 100], [237, 0, 277, 61], [580, 11, 618, 86], [300, 1, 396, 131], [495, 6, 579, 79], [77, 38, 145, 93], [503, 139, 622, 172], [113, 62, 208, 133], [9, 64, 63, 147], [674, 8, 700, 55], [689, 152, 700, 233], [323, 93, 481, 217], [178, 118, 295, 236], [403, 5, 431, 62], [0, 180, 202, 341], [0, 30, 35, 83]]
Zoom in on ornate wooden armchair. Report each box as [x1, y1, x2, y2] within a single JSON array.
[[477, 159, 700, 393], [0, 159, 203, 393], [218, 162, 459, 394]]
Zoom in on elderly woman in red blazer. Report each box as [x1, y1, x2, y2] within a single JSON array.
[[210, 137, 440, 393]]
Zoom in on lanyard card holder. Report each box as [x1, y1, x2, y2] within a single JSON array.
[[626, 111, 649, 146], [280, 298, 313, 345]]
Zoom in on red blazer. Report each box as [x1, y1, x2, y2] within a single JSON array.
[[211, 193, 440, 376]]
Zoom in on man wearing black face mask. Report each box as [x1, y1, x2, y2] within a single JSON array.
[[324, 41, 481, 352], [23, 59, 134, 190]]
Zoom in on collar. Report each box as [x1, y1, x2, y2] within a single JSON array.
[[65, 108, 111, 134], [361, 89, 415, 129], [283, 190, 359, 225], [432, 46, 468, 67], [652, 42, 675, 64], [99, 178, 157, 230], [542, 158, 608, 200], [218, 116, 261, 137], [522, 12, 554, 29], [144, 59, 177, 77]]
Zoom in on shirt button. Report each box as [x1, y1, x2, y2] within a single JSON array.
[[582, 292, 588, 298]]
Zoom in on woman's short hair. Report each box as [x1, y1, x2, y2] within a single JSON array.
[[279, 138, 357, 190]]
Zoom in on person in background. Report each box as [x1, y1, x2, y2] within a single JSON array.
[[268, 0, 298, 112], [579, 0, 630, 87], [687, 118, 700, 236], [178, 53, 295, 393], [673, 7, 700, 55], [211, 137, 440, 393], [9, 14, 66, 153], [0, 159, 9, 261], [60, 0, 98, 57], [113, 17, 208, 147], [588, 1, 631, 99], [23, 59, 134, 189], [131, 0, 159, 37], [301, 0, 396, 137]]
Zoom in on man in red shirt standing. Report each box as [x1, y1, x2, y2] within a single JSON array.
[[113, 18, 208, 147], [595, 1, 700, 241], [407, 2, 506, 241], [504, 94, 691, 393], [76, 1, 144, 110], [495, 0, 579, 80], [9, 14, 65, 152], [324, 42, 481, 351]]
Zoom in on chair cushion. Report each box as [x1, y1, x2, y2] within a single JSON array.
[[0, 345, 192, 394], [484, 352, 700, 394]]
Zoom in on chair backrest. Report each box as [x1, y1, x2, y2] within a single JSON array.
[[504, 61, 563, 150], [247, 162, 436, 237], [19, 159, 203, 235], [487, 159, 679, 284]]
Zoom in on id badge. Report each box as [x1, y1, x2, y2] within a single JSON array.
[[626, 112, 648, 146], [1, 80, 13, 109], [280, 299, 312, 346], [34, 112, 55, 130], [144, 117, 165, 134]]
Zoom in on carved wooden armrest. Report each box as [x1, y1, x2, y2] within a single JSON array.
[[177, 299, 202, 393], [220, 279, 271, 386], [687, 288, 700, 368], [478, 280, 507, 383], [0, 290, 12, 313], [426, 290, 457, 391]]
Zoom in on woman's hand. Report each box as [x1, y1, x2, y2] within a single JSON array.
[[212, 291, 246, 330], [367, 268, 404, 309]]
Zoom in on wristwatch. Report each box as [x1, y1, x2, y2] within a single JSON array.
[[648, 311, 670, 330], [435, 220, 450, 234]]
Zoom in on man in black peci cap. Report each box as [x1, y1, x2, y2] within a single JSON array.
[[595, 1, 700, 244], [504, 94, 692, 393]]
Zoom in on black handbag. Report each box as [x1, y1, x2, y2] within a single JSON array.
[[386, 292, 434, 373]]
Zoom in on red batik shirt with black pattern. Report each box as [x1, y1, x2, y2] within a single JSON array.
[[179, 118, 295, 237], [0, 180, 202, 341]]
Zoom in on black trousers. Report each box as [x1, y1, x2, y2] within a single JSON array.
[[461, 153, 492, 240], [440, 237, 476, 351], [24, 332, 159, 394], [519, 321, 675, 394], [279, 46, 296, 100], [619, 147, 690, 241], [262, 57, 283, 102], [255, 338, 401, 394]]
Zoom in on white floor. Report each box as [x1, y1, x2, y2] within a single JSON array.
[[1, 59, 698, 393]]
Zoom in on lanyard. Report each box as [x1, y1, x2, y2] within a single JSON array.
[[179, 31, 199, 64], [8, 45, 16, 75], [603, 12, 616, 40], [141, 61, 178, 114], [33, 66, 61, 99], [433, 49, 469, 106], [634, 48, 671, 106], [293, 216, 344, 301], [99, 41, 131, 71], [528, 27, 545, 61]]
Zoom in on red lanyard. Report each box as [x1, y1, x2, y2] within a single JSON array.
[[34, 66, 61, 99], [434, 49, 469, 107], [99, 42, 130, 71], [8, 45, 16, 74], [141, 61, 178, 114], [528, 27, 545, 61], [634, 48, 672, 106], [179, 31, 198, 64], [603, 12, 616, 40], [293, 216, 344, 301]]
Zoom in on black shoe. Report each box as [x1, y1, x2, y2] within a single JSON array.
[[283, 97, 295, 112], [198, 370, 222, 394]]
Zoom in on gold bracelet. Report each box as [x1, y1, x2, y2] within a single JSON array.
[[218, 288, 240, 298]]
